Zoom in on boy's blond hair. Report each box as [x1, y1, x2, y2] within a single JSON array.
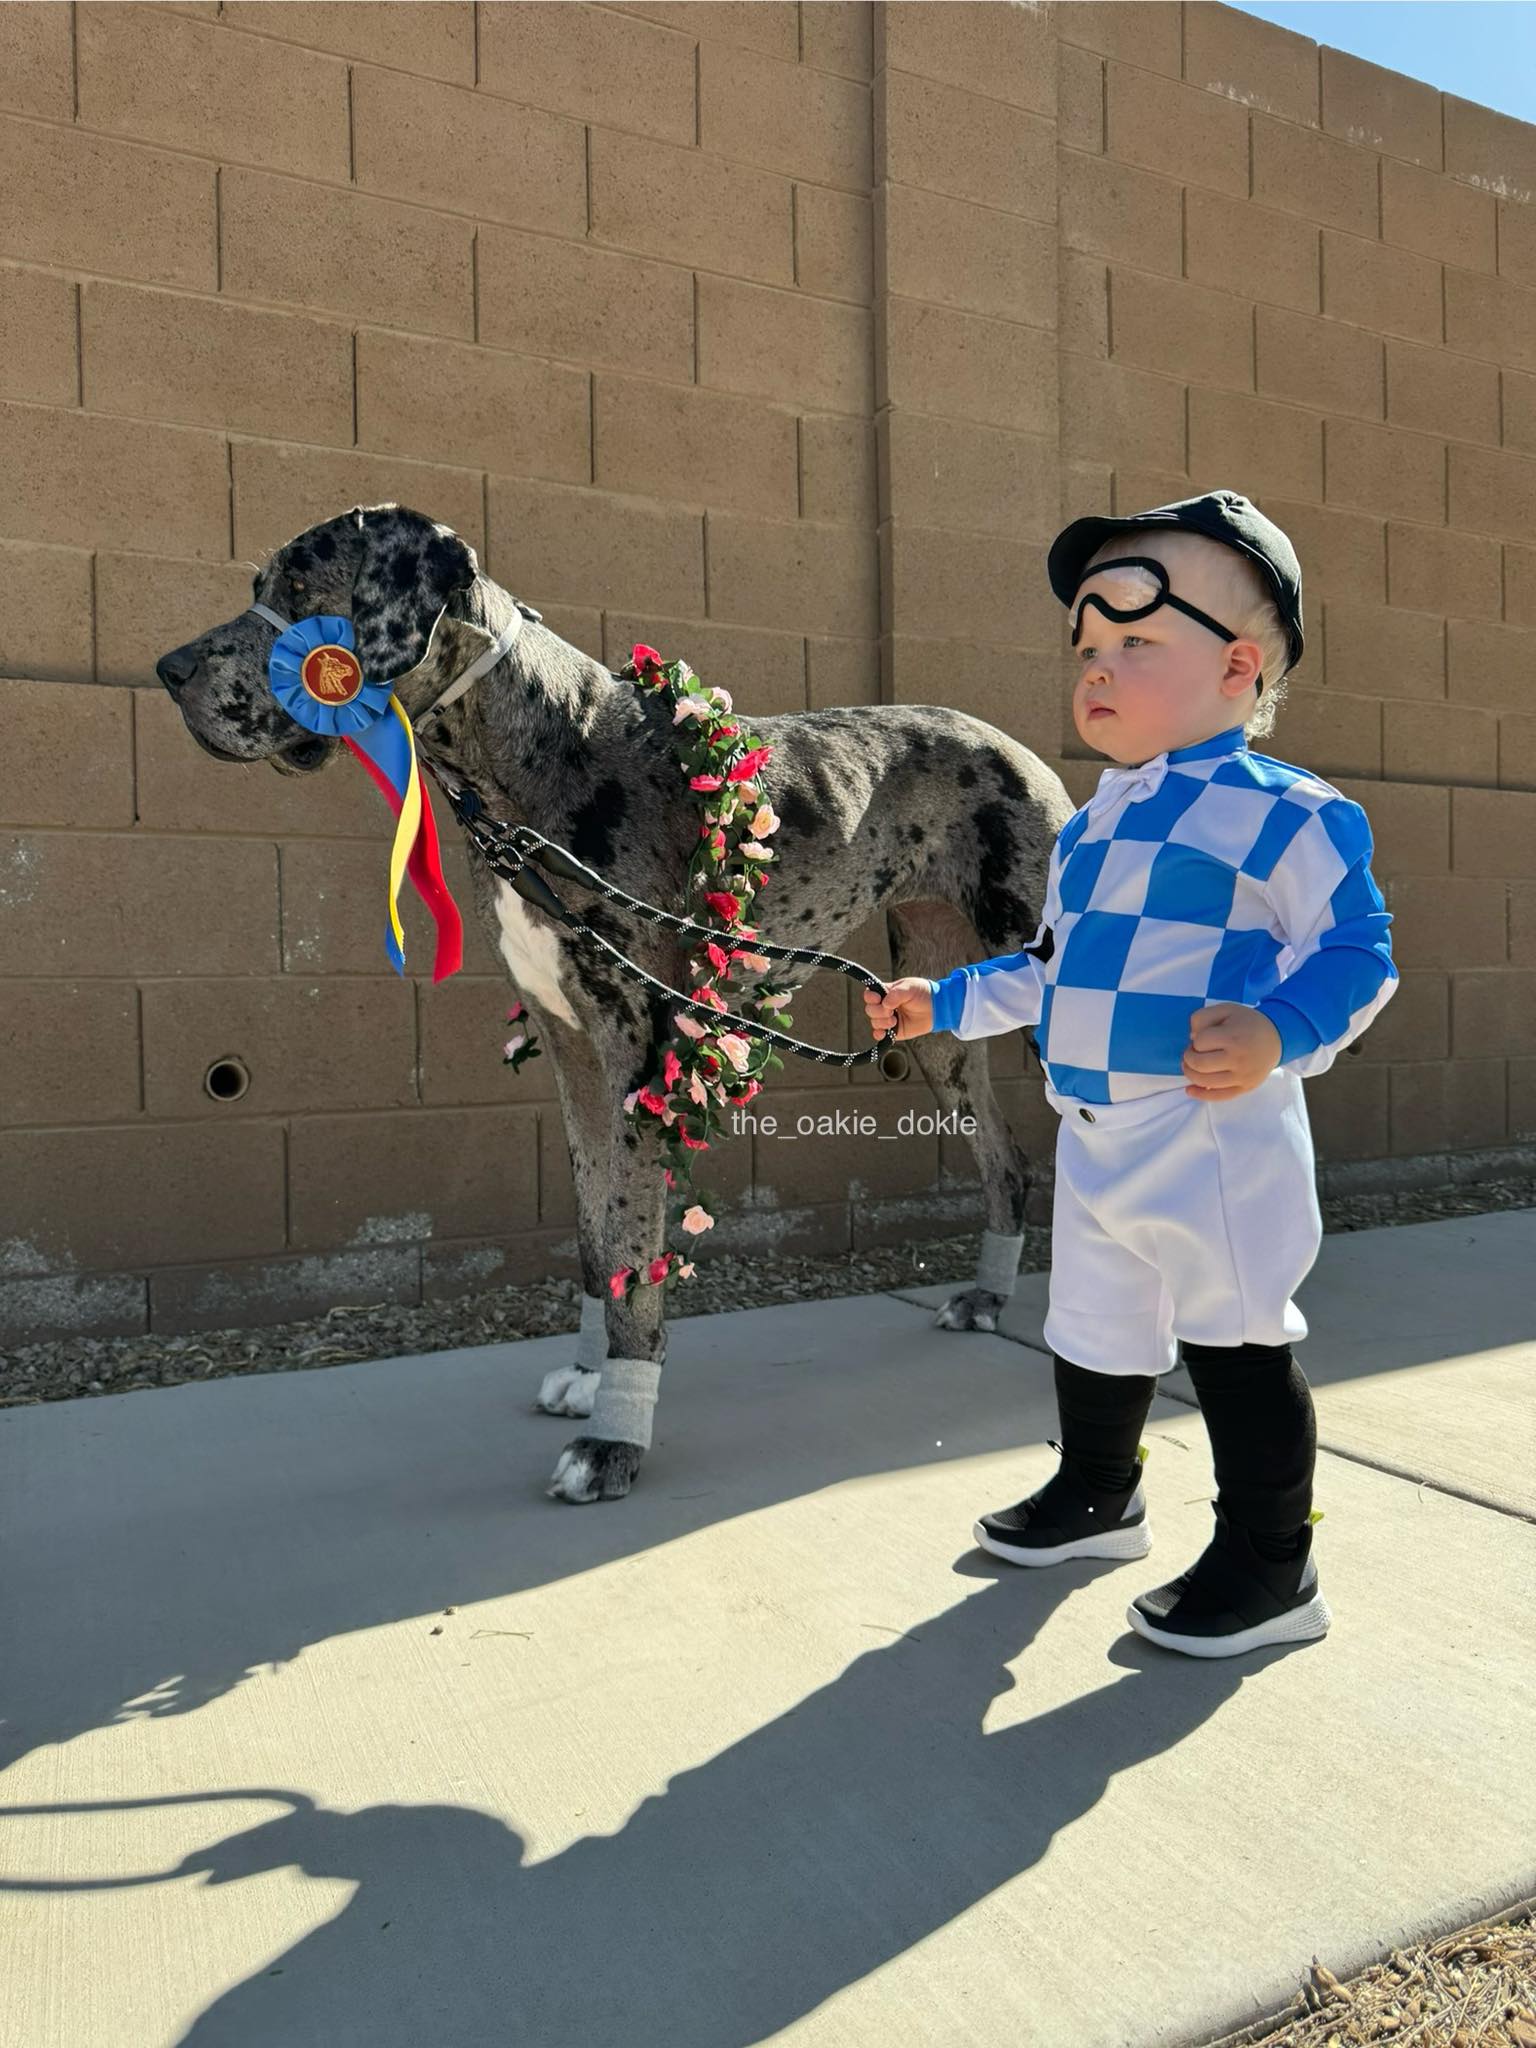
[[1081, 529, 1294, 742]]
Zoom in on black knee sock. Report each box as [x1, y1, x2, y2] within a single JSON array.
[[1180, 1339, 1317, 1560], [1053, 1354, 1157, 1494]]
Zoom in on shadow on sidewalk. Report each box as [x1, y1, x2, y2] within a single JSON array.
[[2, 1554, 1302, 2046]]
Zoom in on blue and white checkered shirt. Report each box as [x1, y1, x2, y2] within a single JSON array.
[[929, 725, 1398, 1106]]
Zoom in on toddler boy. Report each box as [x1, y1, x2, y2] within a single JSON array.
[[864, 490, 1398, 1658]]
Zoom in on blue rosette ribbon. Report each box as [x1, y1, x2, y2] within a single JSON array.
[[267, 615, 459, 978]]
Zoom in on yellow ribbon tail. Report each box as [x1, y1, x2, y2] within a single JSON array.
[[385, 695, 422, 969]]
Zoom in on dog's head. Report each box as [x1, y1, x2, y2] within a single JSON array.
[[155, 503, 479, 775]]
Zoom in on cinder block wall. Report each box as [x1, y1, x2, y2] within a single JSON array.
[[2, 1, 1532, 1344]]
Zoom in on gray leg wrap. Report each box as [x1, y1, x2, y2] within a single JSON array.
[[584, 1357, 662, 1449], [576, 1291, 607, 1372], [976, 1228, 1025, 1299]]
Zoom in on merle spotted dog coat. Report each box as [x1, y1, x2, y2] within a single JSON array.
[[157, 503, 1074, 1503]]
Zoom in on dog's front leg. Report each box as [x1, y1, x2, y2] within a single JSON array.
[[547, 1057, 669, 1505]]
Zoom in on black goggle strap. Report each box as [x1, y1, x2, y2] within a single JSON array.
[[1069, 555, 1264, 694]]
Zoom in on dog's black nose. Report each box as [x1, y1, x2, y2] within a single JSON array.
[[157, 645, 200, 694]]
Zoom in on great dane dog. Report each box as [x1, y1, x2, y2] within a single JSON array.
[[156, 503, 1075, 1503]]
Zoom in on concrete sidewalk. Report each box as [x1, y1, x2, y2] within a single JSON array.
[[2, 1213, 1533, 2048]]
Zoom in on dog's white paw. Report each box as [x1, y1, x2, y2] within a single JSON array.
[[934, 1289, 1001, 1334], [536, 1364, 600, 1417], [546, 1437, 645, 1504]]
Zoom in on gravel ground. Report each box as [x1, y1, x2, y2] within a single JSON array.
[[1202, 1896, 1536, 2048], [3, 1177, 1534, 1409]]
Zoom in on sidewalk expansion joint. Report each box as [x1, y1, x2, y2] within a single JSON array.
[[881, 1290, 1536, 1531]]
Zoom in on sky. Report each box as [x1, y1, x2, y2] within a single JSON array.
[[1227, 2, 1536, 126]]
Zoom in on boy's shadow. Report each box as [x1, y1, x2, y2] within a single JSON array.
[[4, 1559, 1289, 2047]]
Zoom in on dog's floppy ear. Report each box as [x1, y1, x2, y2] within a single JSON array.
[[349, 504, 479, 680]]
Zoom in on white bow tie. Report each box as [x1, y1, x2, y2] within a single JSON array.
[[1088, 753, 1168, 815]]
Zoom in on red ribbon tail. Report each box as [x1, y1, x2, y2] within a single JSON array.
[[342, 737, 464, 981]]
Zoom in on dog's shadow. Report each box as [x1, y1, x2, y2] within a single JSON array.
[[4, 1558, 1278, 2046], [1, 1302, 1138, 1770]]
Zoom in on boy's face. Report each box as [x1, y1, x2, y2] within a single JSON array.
[[1069, 542, 1265, 766]]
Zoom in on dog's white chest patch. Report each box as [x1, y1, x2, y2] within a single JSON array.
[[493, 878, 581, 1028]]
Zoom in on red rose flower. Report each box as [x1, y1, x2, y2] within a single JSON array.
[[727, 746, 772, 783]]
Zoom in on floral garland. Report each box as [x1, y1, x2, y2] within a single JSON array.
[[501, 644, 797, 1301]]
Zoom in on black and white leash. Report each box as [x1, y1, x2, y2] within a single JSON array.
[[432, 772, 901, 1069]]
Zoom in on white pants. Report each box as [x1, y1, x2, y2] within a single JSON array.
[[1041, 1068, 1324, 1378]]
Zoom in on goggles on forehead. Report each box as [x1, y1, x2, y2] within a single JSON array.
[[1070, 555, 1262, 693]]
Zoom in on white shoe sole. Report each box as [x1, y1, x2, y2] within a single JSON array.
[[1126, 1591, 1332, 1657], [973, 1517, 1153, 1567]]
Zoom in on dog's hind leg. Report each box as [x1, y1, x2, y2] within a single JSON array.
[[886, 901, 1034, 1335]]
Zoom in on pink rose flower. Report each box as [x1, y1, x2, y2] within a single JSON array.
[[609, 1268, 633, 1299], [681, 1204, 715, 1234], [690, 774, 724, 793]]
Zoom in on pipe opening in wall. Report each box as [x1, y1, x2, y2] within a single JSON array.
[[879, 1046, 910, 1083], [204, 1057, 251, 1103]]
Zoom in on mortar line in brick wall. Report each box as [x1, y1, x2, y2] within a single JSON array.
[[2, 243, 873, 342], [69, 0, 79, 121], [134, 983, 145, 1113], [587, 372, 595, 484], [795, 415, 804, 519], [4, 102, 875, 245], [691, 270, 699, 381], [694, 39, 701, 148], [887, 172, 1067, 232], [585, 125, 594, 234], [790, 182, 799, 285], [482, 469, 490, 567], [214, 165, 222, 293], [89, 548, 99, 687], [225, 434, 235, 560], [346, 66, 355, 182], [797, 1, 804, 64], [350, 331, 358, 445], [471, 229, 479, 345], [1099, 53, 1107, 152], [72, 281, 83, 407], [473, 0, 480, 89]]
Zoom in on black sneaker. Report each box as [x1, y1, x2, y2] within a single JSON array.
[[974, 1441, 1152, 1568], [1127, 1505, 1330, 1658]]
